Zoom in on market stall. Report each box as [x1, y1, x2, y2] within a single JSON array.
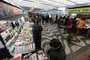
[[0, 19, 36, 59], [67, 6, 90, 37]]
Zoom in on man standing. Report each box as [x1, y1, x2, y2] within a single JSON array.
[[32, 23, 43, 51]]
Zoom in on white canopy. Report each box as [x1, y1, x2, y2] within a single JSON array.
[[3, 0, 90, 11]]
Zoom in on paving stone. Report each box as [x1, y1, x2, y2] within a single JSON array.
[[71, 45, 81, 52]]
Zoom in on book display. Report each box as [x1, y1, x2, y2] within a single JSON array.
[[23, 50, 47, 60], [0, 19, 36, 59], [14, 21, 35, 54], [38, 50, 47, 60], [0, 1, 47, 60], [0, 21, 21, 59]]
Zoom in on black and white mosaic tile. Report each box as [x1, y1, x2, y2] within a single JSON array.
[[41, 23, 90, 59]]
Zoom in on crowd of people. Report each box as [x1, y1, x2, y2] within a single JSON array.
[[30, 13, 86, 35], [29, 13, 86, 60]]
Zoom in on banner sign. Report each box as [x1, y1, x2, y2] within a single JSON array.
[[68, 7, 90, 13]]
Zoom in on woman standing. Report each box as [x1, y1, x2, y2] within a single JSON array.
[[76, 18, 85, 35]]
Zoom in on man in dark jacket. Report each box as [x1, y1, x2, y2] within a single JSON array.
[[47, 39, 66, 60], [32, 23, 43, 51], [64, 16, 69, 26]]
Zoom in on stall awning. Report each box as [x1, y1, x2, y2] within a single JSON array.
[[3, 0, 90, 11], [67, 6, 90, 13]]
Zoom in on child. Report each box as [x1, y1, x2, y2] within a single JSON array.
[[47, 39, 66, 60]]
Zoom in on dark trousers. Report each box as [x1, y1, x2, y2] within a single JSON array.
[[33, 36, 41, 50]]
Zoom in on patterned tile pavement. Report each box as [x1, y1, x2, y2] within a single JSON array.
[[41, 23, 90, 60]]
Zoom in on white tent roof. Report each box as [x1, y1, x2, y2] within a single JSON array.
[[3, 0, 90, 11], [70, 0, 90, 4]]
